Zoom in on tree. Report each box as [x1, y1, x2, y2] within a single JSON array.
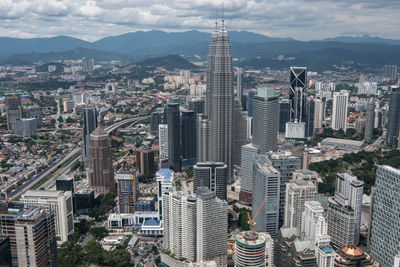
[[91, 227, 109, 240], [83, 239, 105, 265], [104, 249, 131, 267], [58, 241, 83, 267], [58, 116, 64, 123]]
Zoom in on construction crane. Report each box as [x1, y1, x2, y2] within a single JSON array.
[[247, 195, 269, 234]]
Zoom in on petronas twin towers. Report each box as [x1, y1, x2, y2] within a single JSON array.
[[198, 18, 234, 180]]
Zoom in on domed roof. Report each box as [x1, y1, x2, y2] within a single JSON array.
[[341, 244, 363, 256]]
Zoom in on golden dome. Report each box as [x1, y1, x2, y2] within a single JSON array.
[[341, 244, 364, 256]]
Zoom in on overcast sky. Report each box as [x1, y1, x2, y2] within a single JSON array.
[[0, 0, 399, 41]]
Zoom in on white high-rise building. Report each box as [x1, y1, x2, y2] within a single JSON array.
[[301, 201, 334, 267], [356, 81, 378, 95], [284, 179, 317, 229], [157, 169, 174, 220], [327, 173, 363, 247], [313, 98, 324, 131], [332, 90, 349, 131], [162, 187, 227, 266], [158, 124, 168, 159], [21, 190, 74, 243]]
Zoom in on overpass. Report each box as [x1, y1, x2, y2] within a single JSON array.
[[7, 115, 149, 200]]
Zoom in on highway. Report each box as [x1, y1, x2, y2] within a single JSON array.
[[8, 115, 149, 200]]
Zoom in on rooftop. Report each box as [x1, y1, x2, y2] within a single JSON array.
[[322, 138, 364, 147], [156, 168, 173, 181], [23, 190, 64, 198]]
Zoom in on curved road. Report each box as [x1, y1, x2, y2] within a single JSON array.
[[8, 115, 149, 200]]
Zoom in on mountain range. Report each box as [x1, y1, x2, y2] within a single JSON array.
[[0, 30, 399, 71]]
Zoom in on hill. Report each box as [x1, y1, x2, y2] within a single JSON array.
[[136, 55, 199, 70]]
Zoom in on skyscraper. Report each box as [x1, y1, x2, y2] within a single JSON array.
[[364, 100, 375, 141], [327, 173, 363, 247], [15, 118, 38, 137], [116, 169, 138, 214], [27, 107, 43, 128], [83, 105, 98, 167], [193, 162, 228, 200], [234, 231, 271, 267], [0, 204, 58, 267], [370, 165, 400, 266], [332, 90, 349, 131], [188, 97, 205, 115], [239, 143, 258, 204], [289, 67, 308, 123], [313, 98, 325, 133], [252, 155, 280, 238], [135, 148, 155, 175], [21, 190, 74, 243], [252, 87, 279, 154], [284, 179, 317, 229], [167, 102, 181, 172], [305, 97, 315, 137], [301, 201, 334, 267], [87, 126, 115, 195], [236, 71, 243, 104], [156, 168, 174, 220], [162, 187, 227, 266], [383, 64, 398, 82], [232, 100, 247, 166], [203, 18, 234, 180], [386, 85, 400, 146], [196, 114, 209, 162], [266, 151, 301, 228], [5, 95, 22, 132], [158, 124, 169, 159], [181, 109, 197, 162], [150, 108, 164, 135], [279, 97, 291, 133]]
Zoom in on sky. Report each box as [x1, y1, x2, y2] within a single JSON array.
[[0, 0, 399, 41]]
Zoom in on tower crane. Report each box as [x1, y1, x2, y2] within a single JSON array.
[[247, 195, 269, 234]]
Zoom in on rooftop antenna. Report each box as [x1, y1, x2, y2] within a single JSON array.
[[222, 3, 225, 27], [215, 7, 218, 29]]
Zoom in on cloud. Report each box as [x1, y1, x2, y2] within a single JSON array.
[[0, 0, 398, 41]]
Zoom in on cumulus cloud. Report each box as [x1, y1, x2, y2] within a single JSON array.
[[0, 0, 398, 41]]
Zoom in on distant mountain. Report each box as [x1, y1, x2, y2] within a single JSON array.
[[136, 55, 199, 70], [322, 35, 400, 45], [1, 47, 131, 65], [0, 30, 399, 70]]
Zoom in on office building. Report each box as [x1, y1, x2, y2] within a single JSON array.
[[5, 95, 22, 132], [279, 97, 291, 133], [74, 189, 95, 215], [327, 173, 363, 247], [0, 203, 57, 267], [181, 109, 197, 162], [194, 162, 228, 200], [188, 97, 205, 115], [135, 148, 155, 175], [56, 176, 74, 194], [239, 143, 258, 204], [355, 118, 366, 134], [370, 166, 400, 266], [386, 86, 400, 146], [87, 126, 115, 195], [313, 98, 324, 132], [364, 100, 375, 142], [301, 201, 334, 267], [285, 122, 306, 140], [234, 231, 268, 267], [266, 151, 301, 228], [334, 245, 379, 266], [150, 109, 164, 135], [162, 187, 227, 266], [116, 169, 138, 214], [332, 90, 349, 131], [284, 179, 317, 229], [289, 67, 308, 123], [158, 124, 168, 159], [357, 81, 378, 95], [27, 107, 43, 128], [63, 99, 74, 113], [0, 236, 11, 267], [15, 118, 37, 137], [252, 87, 279, 153], [21, 190, 74, 243], [305, 97, 315, 137], [247, 90, 257, 117], [383, 64, 398, 82], [203, 19, 234, 180], [292, 169, 322, 184], [167, 102, 181, 172], [274, 227, 317, 267], [236, 71, 243, 103], [156, 169, 174, 220], [394, 252, 400, 267], [252, 155, 280, 238], [196, 114, 209, 162], [83, 105, 98, 167], [232, 100, 248, 166]]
